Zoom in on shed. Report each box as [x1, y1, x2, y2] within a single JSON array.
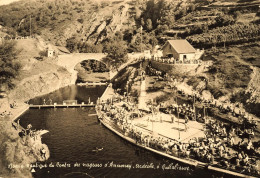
[[47, 49, 54, 57], [162, 40, 196, 62]]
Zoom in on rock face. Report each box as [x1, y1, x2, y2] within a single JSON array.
[[9, 68, 72, 102], [41, 0, 131, 45], [246, 66, 260, 104]]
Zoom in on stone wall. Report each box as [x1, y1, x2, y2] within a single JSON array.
[[151, 60, 199, 76]]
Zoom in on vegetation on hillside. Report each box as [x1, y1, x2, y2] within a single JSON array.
[[0, 0, 94, 36], [66, 36, 103, 53], [0, 41, 21, 90], [187, 23, 260, 48]]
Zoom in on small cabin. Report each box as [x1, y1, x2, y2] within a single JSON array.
[[162, 40, 196, 62], [47, 49, 54, 57], [143, 50, 151, 59]]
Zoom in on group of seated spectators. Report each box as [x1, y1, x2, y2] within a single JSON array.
[[0, 110, 12, 117], [96, 94, 259, 176], [146, 65, 257, 129], [0, 101, 18, 117], [158, 102, 205, 123], [179, 89, 257, 127]]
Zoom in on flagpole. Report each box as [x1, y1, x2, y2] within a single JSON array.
[[176, 93, 180, 140], [30, 15, 32, 37], [140, 26, 142, 53]]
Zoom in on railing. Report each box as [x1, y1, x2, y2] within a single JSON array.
[[151, 57, 213, 66], [0, 36, 36, 41], [152, 57, 202, 65]]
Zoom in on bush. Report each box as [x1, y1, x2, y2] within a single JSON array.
[[77, 18, 84, 24]]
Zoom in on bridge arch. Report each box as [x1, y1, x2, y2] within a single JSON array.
[[74, 59, 109, 72], [57, 53, 107, 72], [57, 53, 114, 83]]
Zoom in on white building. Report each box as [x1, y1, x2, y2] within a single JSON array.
[[162, 40, 196, 62], [47, 49, 54, 57]]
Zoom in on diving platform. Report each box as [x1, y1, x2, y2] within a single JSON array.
[[29, 103, 95, 109], [77, 82, 108, 86], [29, 100, 95, 109]]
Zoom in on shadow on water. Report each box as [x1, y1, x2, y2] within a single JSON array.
[[28, 85, 107, 105]]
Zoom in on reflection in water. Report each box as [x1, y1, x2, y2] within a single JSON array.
[[29, 85, 106, 105], [19, 85, 220, 178]]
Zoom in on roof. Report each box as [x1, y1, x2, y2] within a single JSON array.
[[164, 40, 196, 54]]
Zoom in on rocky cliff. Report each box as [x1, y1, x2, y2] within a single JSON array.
[[9, 67, 72, 102]]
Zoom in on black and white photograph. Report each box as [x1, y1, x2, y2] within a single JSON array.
[[0, 0, 259, 177]]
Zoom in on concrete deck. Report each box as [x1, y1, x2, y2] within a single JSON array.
[[131, 113, 205, 142]]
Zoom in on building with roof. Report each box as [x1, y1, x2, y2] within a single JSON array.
[[162, 40, 196, 62], [47, 49, 55, 57]]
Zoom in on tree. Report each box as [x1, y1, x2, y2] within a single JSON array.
[[81, 43, 103, 53], [146, 18, 153, 31], [149, 32, 158, 47], [216, 14, 235, 27], [66, 36, 78, 52], [123, 29, 134, 43], [156, 24, 169, 35], [135, 7, 142, 20], [190, 4, 196, 12], [103, 40, 127, 67], [141, 18, 145, 27], [233, 11, 241, 20], [0, 41, 21, 90]]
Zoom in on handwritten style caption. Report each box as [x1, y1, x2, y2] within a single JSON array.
[[8, 162, 190, 171]]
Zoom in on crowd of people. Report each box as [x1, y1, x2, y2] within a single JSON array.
[[152, 57, 202, 65], [96, 91, 259, 176], [146, 64, 258, 130], [12, 121, 48, 161]]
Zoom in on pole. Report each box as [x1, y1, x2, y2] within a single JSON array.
[[177, 95, 180, 140], [178, 105, 180, 140], [152, 120, 154, 133], [140, 26, 142, 53], [204, 105, 206, 124], [193, 95, 196, 121], [30, 15, 32, 37]]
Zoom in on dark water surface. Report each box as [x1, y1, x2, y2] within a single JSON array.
[[19, 85, 224, 178]]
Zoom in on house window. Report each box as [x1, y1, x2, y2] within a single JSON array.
[[167, 54, 173, 58], [183, 55, 187, 60]]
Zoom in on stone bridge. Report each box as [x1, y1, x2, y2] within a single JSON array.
[[57, 53, 139, 83], [57, 53, 109, 84], [57, 53, 107, 72]]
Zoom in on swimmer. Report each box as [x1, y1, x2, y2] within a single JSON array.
[[92, 147, 103, 152]]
